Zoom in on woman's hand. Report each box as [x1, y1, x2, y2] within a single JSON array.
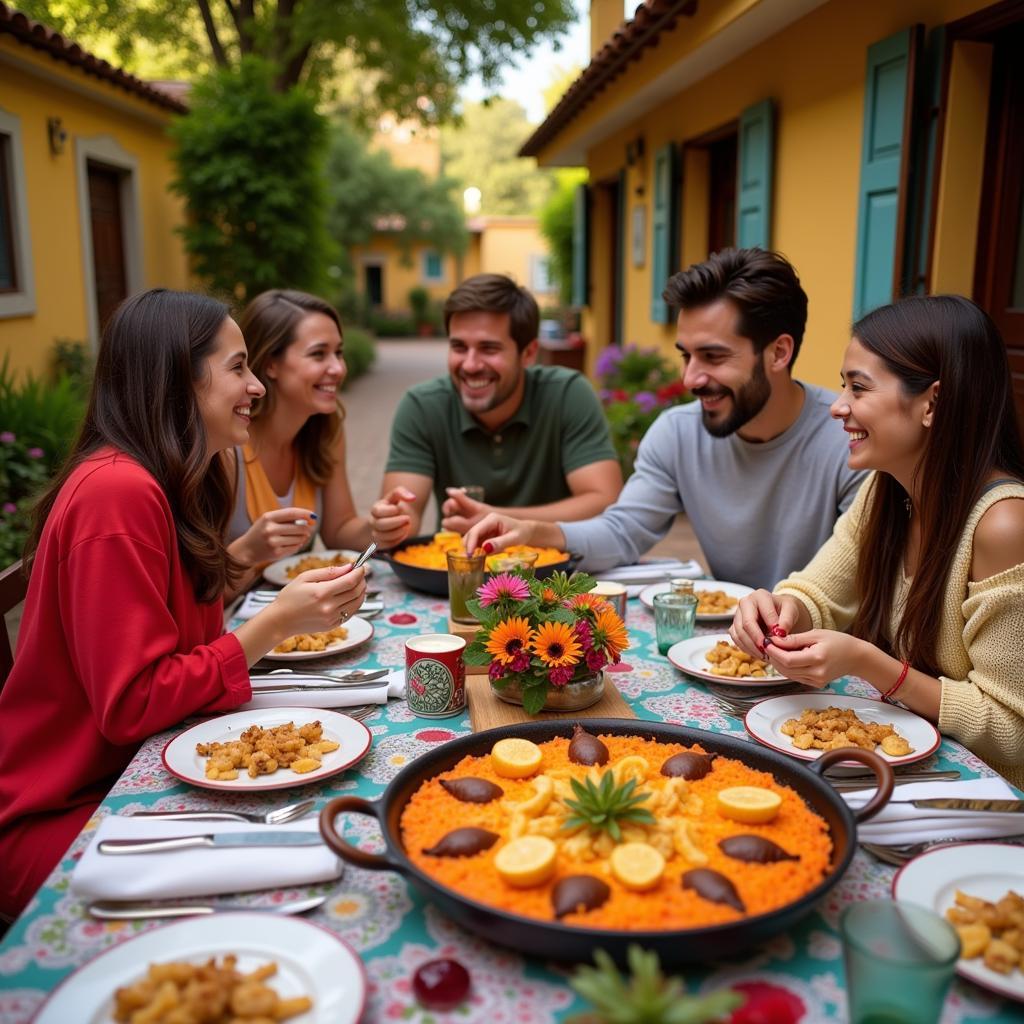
[[761, 630, 873, 689], [265, 564, 367, 638], [370, 486, 417, 549], [440, 488, 492, 534], [729, 590, 804, 659], [463, 513, 536, 557], [232, 507, 315, 566]]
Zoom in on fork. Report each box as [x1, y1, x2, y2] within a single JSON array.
[[860, 835, 1024, 866], [129, 797, 316, 825]]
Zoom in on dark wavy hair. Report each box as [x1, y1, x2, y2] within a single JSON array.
[[443, 273, 540, 352], [662, 248, 808, 367], [850, 295, 1024, 674], [28, 289, 239, 602], [238, 289, 344, 486]]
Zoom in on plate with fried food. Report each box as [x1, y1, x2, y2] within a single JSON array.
[[894, 843, 1024, 1002], [262, 549, 372, 587], [32, 912, 366, 1024], [667, 634, 791, 687], [745, 693, 940, 766], [261, 615, 374, 662], [163, 708, 372, 792], [639, 580, 753, 622]]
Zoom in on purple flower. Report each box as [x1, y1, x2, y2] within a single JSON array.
[[573, 620, 594, 651], [27, 447, 44, 459], [477, 572, 530, 607], [488, 661, 506, 682], [586, 649, 608, 672], [0, 431, 14, 444], [633, 390, 657, 412], [548, 664, 574, 687], [2, 502, 16, 514], [511, 652, 531, 674], [595, 346, 624, 379]]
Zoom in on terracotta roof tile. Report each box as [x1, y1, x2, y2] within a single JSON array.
[[0, 2, 188, 113], [520, 0, 696, 159]]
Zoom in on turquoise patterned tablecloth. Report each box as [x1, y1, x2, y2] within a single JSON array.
[[0, 566, 1017, 1022]]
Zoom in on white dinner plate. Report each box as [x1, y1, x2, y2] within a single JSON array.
[[32, 912, 366, 1024], [262, 549, 372, 587], [260, 616, 374, 662], [744, 693, 941, 767], [893, 843, 1024, 1003], [162, 707, 372, 792], [639, 579, 753, 622], [666, 633, 790, 688]]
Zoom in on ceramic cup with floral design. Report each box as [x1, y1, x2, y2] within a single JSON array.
[[405, 633, 467, 718]]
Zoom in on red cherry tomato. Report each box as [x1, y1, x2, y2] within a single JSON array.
[[412, 958, 471, 1010]]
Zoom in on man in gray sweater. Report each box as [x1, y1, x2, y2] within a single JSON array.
[[461, 248, 865, 591]]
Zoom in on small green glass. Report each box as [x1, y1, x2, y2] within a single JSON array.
[[447, 550, 485, 624], [653, 591, 696, 655]]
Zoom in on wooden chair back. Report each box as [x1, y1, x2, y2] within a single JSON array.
[[0, 558, 28, 688]]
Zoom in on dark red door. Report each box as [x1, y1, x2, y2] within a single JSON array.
[[87, 162, 128, 333]]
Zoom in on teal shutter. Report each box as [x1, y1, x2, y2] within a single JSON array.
[[736, 99, 774, 248], [853, 28, 915, 319], [650, 142, 679, 323], [571, 184, 589, 307]]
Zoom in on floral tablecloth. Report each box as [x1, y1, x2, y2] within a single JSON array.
[[0, 566, 1017, 1023]]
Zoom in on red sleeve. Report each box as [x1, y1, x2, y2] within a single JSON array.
[[55, 459, 251, 745]]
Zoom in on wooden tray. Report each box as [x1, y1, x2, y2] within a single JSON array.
[[467, 674, 636, 731]]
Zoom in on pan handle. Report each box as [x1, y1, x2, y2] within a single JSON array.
[[319, 796, 406, 873], [811, 747, 894, 823]]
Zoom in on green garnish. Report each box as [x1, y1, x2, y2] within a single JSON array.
[[562, 771, 656, 840]]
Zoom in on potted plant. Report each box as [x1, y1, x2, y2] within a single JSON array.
[[463, 570, 629, 714], [407, 286, 434, 337]]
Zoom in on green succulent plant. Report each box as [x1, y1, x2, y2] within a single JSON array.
[[562, 771, 656, 841]]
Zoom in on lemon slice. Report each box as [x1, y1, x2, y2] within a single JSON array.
[[494, 836, 557, 887], [609, 841, 665, 892], [491, 738, 543, 779], [716, 786, 782, 824]]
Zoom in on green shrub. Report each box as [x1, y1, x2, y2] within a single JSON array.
[[367, 311, 417, 337], [407, 287, 430, 323], [51, 338, 93, 393], [342, 327, 376, 385]]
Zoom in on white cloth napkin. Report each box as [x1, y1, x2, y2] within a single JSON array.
[[71, 818, 342, 901], [234, 590, 280, 620], [239, 669, 406, 710], [843, 777, 1024, 844], [593, 559, 703, 585]]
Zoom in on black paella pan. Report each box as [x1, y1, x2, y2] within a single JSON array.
[[320, 719, 893, 964]]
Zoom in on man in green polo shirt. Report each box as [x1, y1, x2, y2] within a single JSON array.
[[370, 274, 622, 548]]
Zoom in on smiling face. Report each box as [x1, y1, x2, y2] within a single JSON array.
[[447, 311, 538, 426], [675, 299, 773, 438], [265, 312, 346, 418], [194, 317, 265, 458], [831, 337, 935, 479]]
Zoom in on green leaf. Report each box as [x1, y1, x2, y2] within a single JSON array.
[[520, 684, 548, 716], [462, 647, 491, 667]]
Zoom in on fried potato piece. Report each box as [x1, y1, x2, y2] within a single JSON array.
[[947, 889, 1024, 976], [781, 706, 914, 755], [196, 721, 338, 782]]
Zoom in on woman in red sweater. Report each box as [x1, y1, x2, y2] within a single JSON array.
[[0, 289, 366, 922]]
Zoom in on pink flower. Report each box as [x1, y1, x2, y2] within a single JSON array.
[[586, 649, 607, 671], [488, 661, 506, 682], [548, 665, 574, 687], [2, 502, 16, 514], [26, 447, 44, 459], [511, 652, 531, 674], [477, 572, 530, 606], [0, 431, 14, 443], [573, 620, 594, 651]]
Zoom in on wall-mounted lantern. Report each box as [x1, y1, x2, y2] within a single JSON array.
[[47, 117, 67, 156]]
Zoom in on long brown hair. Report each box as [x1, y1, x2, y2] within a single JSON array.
[[850, 295, 1024, 674], [28, 289, 239, 602], [238, 289, 344, 486]]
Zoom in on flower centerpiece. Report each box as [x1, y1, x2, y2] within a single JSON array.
[[463, 570, 629, 715]]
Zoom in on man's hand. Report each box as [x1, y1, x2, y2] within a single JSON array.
[[370, 486, 417, 549], [232, 507, 316, 566], [441, 487, 492, 534]]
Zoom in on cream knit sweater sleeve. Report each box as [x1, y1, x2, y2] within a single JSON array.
[[772, 474, 876, 630]]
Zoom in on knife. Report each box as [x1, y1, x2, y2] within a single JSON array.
[[250, 669, 389, 688], [87, 894, 327, 919], [891, 799, 1024, 813], [98, 831, 325, 854]]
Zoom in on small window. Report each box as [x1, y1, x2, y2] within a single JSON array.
[[530, 254, 554, 293], [422, 250, 444, 283], [1, 135, 19, 293]]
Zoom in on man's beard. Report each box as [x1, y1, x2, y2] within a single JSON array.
[[695, 358, 771, 437]]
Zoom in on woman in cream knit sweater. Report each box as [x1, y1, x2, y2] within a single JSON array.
[[731, 296, 1024, 787]]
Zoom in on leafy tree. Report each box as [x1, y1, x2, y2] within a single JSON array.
[[169, 57, 331, 302], [18, 0, 577, 119], [539, 168, 586, 303]]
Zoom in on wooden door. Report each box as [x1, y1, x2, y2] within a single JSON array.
[[974, 25, 1024, 435], [87, 162, 128, 334]]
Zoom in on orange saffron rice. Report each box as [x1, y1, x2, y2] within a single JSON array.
[[400, 735, 833, 930]]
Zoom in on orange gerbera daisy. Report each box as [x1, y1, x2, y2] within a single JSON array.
[[485, 617, 534, 666], [531, 621, 582, 667], [570, 593, 613, 614], [592, 608, 629, 661]]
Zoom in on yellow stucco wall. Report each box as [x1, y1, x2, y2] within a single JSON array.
[[472, 218, 560, 306], [0, 36, 188, 378], [349, 235, 457, 312], [559, 0, 991, 389]]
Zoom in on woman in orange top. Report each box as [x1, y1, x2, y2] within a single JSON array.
[[225, 290, 410, 590]]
